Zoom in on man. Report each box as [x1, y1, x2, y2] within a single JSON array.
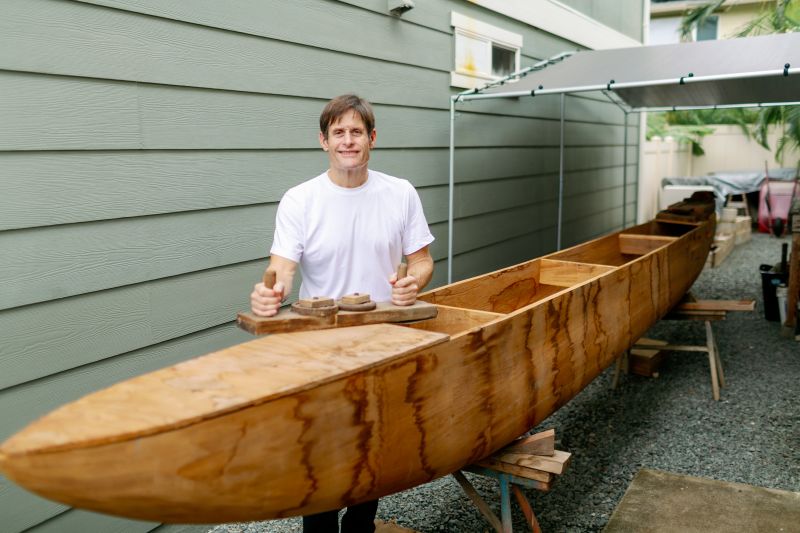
[[250, 94, 434, 532]]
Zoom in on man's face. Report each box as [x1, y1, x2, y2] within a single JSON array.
[[319, 111, 376, 173]]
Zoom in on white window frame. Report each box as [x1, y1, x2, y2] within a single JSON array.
[[451, 12, 523, 89]]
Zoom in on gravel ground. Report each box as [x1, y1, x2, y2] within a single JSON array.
[[211, 232, 799, 533]]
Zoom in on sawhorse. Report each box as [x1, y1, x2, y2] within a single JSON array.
[[613, 297, 755, 400], [453, 430, 570, 532]]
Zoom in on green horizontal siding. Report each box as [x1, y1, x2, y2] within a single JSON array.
[[27, 509, 155, 533], [0, 262, 259, 389], [0, 323, 250, 530], [0, 73, 633, 152]]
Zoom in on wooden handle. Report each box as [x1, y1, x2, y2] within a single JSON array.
[[397, 263, 407, 280], [263, 269, 276, 289]]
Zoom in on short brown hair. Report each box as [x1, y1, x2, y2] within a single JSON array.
[[319, 94, 375, 137]]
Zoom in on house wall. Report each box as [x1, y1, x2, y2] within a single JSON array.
[[0, 1, 641, 531], [717, 3, 763, 38], [649, 0, 764, 43], [558, 0, 645, 41]]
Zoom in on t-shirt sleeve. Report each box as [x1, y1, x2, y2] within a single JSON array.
[[270, 189, 304, 262], [403, 182, 435, 256]]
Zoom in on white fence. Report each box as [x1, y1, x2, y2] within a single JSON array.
[[638, 125, 800, 222]]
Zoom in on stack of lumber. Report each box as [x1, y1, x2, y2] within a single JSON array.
[[716, 207, 738, 236], [473, 429, 570, 491], [707, 234, 736, 268], [459, 429, 570, 532], [707, 208, 751, 268], [735, 215, 752, 245]]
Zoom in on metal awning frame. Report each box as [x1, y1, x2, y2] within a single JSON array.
[[446, 52, 800, 284]]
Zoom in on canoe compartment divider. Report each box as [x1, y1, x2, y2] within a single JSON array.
[[618, 234, 678, 256]]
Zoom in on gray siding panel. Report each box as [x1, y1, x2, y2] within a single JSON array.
[[0, 0, 642, 530], [0, 263, 259, 389], [0, 477, 67, 533], [79, 0, 451, 72], [557, 0, 644, 42], [27, 509, 155, 533]]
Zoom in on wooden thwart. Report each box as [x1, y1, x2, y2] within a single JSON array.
[[618, 234, 677, 256]]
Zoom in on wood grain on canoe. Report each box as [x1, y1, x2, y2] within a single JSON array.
[[0, 208, 714, 523]]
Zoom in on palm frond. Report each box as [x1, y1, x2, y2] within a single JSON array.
[[679, 0, 726, 40]]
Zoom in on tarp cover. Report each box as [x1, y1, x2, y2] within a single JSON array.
[[481, 33, 800, 108], [662, 168, 798, 213]]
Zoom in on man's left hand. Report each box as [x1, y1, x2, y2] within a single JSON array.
[[389, 273, 418, 306]]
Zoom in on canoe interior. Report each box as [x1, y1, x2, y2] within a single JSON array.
[[414, 219, 696, 337]]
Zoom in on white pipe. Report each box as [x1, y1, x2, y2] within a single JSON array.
[[622, 110, 628, 230], [558, 93, 565, 250], [630, 101, 800, 112], [447, 97, 455, 284]]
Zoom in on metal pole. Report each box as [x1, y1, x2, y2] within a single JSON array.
[[622, 110, 629, 229], [558, 93, 565, 250], [448, 97, 456, 284]]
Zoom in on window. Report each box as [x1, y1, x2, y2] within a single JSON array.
[[451, 12, 522, 89], [649, 14, 718, 45], [696, 16, 718, 41]]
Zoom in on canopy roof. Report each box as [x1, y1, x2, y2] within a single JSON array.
[[475, 33, 800, 109]]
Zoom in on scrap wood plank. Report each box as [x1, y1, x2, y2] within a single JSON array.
[[473, 457, 554, 484], [500, 428, 555, 457], [237, 300, 438, 335], [677, 300, 755, 312], [629, 337, 668, 378], [492, 450, 571, 475]]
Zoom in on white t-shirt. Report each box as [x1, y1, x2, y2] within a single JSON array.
[[270, 170, 435, 301]]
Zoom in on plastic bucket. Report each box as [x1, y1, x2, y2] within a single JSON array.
[[776, 285, 788, 325]]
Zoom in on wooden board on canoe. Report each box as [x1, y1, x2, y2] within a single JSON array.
[[237, 300, 438, 335]]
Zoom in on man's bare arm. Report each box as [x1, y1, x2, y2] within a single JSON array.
[[390, 245, 434, 306], [250, 255, 298, 316]]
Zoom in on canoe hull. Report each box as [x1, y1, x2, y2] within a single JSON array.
[[0, 216, 714, 523]]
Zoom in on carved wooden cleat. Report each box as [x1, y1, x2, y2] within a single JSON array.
[[338, 292, 377, 312], [292, 296, 338, 317]]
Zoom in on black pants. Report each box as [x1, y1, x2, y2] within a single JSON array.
[[302, 499, 379, 533]]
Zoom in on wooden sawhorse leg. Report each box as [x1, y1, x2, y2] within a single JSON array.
[[611, 350, 629, 389], [454, 467, 550, 532], [630, 320, 725, 400]]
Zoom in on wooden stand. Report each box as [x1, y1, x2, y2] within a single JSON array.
[[612, 297, 755, 400], [454, 430, 569, 533]]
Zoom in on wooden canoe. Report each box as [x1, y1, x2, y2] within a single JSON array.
[[0, 197, 715, 524]]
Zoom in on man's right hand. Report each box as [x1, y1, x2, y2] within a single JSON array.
[[250, 281, 286, 317]]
